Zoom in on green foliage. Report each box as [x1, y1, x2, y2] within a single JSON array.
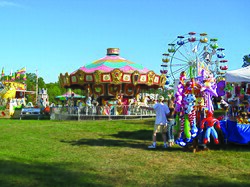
[[242, 54, 250, 67], [46, 82, 65, 104]]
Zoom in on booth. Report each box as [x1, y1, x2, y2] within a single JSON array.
[[222, 66, 250, 144]]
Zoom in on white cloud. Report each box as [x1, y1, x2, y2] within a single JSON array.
[[0, 1, 21, 7]]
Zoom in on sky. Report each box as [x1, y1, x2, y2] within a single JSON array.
[[0, 0, 249, 83]]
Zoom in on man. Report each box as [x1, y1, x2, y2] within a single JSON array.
[[148, 96, 170, 149]]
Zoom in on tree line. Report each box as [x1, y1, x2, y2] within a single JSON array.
[[25, 73, 83, 105]]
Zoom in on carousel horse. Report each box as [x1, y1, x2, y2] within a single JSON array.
[[85, 96, 92, 115], [137, 96, 149, 107], [137, 96, 150, 115], [91, 98, 99, 114]]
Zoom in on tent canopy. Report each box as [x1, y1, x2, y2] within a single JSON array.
[[225, 66, 250, 83], [55, 91, 85, 100]]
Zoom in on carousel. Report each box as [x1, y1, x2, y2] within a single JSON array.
[[59, 48, 167, 106]]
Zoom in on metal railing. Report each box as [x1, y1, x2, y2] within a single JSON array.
[[50, 105, 156, 120]]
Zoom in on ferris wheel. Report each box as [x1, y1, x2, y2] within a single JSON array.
[[161, 32, 228, 83]]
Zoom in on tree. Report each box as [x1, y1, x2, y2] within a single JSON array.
[[25, 73, 46, 104], [242, 54, 250, 67], [46, 82, 64, 104]]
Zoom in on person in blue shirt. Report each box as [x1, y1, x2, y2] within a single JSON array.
[[148, 96, 170, 149]]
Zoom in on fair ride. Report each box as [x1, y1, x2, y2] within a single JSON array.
[[162, 32, 228, 151], [0, 81, 31, 118], [58, 48, 166, 118], [0, 68, 49, 119]]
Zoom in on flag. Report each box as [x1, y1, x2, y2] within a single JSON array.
[[10, 69, 12, 76], [16, 67, 26, 74], [11, 71, 15, 81], [1, 67, 4, 77], [23, 73, 27, 80], [16, 72, 20, 79]]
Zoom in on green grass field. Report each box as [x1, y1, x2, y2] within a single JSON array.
[[0, 118, 249, 187]]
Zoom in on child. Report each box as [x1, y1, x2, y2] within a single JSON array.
[[167, 107, 175, 147], [167, 97, 176, 147]]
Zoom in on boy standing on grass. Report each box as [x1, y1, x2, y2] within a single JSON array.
[[148, 96, 170, 149]]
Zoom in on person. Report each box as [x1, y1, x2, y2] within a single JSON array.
[[148, 96, 170, 149], [212, 96, 219, 110], [166, 98, 175, 147]]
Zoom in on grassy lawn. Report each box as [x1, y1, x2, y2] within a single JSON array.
[[0, 118, 249, 187]]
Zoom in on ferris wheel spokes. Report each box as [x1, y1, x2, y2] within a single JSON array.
[[162, 32, 228, 83]]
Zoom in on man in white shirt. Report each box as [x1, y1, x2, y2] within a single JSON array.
[[148, 96, 170, 149]]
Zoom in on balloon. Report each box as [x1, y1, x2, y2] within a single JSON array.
[[184, 114, 191, 139]]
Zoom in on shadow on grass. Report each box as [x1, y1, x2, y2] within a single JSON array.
[[61, 138, 149, 150], [166, 173, 250, 187], [111, 129, 152, 140], [60, 137, 185, 152], [61, 126, 249, 152], [0, 159, 249, 187], [0, 159, 109, 187]]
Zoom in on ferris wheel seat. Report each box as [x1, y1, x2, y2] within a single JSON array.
[[168, 49, 175, 53], [200, 38, 208, 43], [217, 48, 225, 51], [210, 44, 219, 49], [210, 38, 218, 42], [188, 37, 196, 42], [162, 58, 170, 62], [220, 59, 228, 63], [220, 66, 228, 70], [217, 54, 225, 58], [160, 70, 168, 74], [188, 32, 196, 35], [177, 40, 184, 45]]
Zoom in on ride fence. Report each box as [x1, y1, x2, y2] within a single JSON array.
[[50, 105, 156, 120]]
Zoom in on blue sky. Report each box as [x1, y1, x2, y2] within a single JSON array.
[[0, 0, 249, 83]]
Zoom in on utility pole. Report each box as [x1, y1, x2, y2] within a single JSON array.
[[35, 69, 38, 105]]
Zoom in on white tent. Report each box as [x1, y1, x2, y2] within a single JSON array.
[[225, 66, 250, 83]]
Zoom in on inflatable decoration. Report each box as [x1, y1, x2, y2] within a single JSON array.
[[201, 79, 218, 112], [216, 80, 226, 97], [175, 83, 184, 112], [184, 94, 196, 114], [184, 94, 198, 138], [183, 114, 191, 141], [175, 132, 187, 147], [200, 111, 220, 144]]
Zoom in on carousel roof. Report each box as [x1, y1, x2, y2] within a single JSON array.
[[59, 48, 167, 96], [72, 48, 149, 74]]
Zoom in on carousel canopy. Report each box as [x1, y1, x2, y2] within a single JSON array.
[[59, 48, 167, 97], [76, 48, 149, 74]]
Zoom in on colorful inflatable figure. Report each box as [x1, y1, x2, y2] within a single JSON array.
[[184, 94, 198, 137], [200, 111, 220, 144]]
